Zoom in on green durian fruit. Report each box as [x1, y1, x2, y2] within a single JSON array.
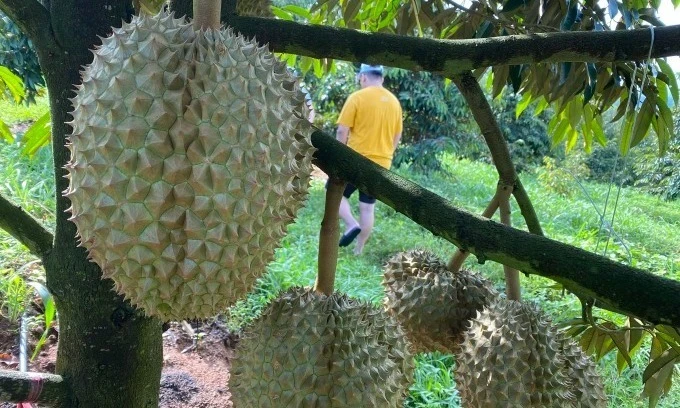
[[65, 11, 314, 320], [456, 299, 576, 407], [230, 287, 414, 407], [382, 249, 497, 353]]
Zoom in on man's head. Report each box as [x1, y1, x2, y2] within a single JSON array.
[[357, 64, 384, 88]]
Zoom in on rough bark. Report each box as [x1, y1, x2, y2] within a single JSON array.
[[0, 370, 69, 406], [311, 130, 680, 327], [0, 193, 53, 258], [223, 15, 680, 74], [0, 1, 164, 407], [314, 179, 344, 296]]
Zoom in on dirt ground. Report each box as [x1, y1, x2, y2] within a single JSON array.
[[0, 313, 238, 408]]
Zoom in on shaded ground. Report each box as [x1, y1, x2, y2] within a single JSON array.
[[0, 313, 238, 407]]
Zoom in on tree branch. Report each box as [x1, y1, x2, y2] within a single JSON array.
[[314, 178, 344, 296], [0, 0, 57, 53], [0, 192, 53, 259], [311, 130, 680, 327], [0, 370, 70, 405], [224, 15, 680, 74]]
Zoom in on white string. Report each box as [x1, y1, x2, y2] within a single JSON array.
[[597, 26, 655, 258]]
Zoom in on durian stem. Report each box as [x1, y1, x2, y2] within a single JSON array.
[[193, 0, 221, 30], [447, 184, 505, 272], [499, 188, 521, 301], [315, 178, 345, 296]]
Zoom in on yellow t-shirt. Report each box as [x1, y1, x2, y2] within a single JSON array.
[[337, 86, 403, 169]]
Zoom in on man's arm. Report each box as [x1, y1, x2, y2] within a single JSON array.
[[393, 132, 402, 151], [336, 125, 350, 144]]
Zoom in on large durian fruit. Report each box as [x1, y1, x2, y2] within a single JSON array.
[[236, 0, 274, 17], [382, 249, 497, 354], [230, 287, 414, 407], [64, 11, 314, 320], [456, 299, 607, 407]]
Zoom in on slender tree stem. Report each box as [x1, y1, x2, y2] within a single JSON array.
[[223, 15, 680, 75], [499, 187, 521, 301], [447, 184, 504, 272], [0, 370, 70, 405], [513, 179, 544, 236], [0, 193, 53, 258], [314, 178, 345, 296], [193, 0, 222, 30], [312, 130, 680, 326]]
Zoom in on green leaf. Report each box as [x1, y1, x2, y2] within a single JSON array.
[[27, 281, 56, 360], [630, 98, 654, 149], [0, 66, 25, 103], [655, 98, 674, 154], [0, 119, 12, 143], [551, 118, 570, 148], [582, 104, 594, 153], [567, 99, 582, 130], [20, 110, 51, 156], [657, 59, 679, 106], [642, 348, 679, 407], [592, 115, 607, 146], [515, 92, 533, 119], [533, 97, 549, 116], [270, 6, 294, 21], [620, 110, 636, 155], [282, 4, 312, 19]]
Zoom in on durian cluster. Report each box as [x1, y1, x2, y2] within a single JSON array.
[[383, 249, 496, 353], [65, 11, 314, 320], [230, 287, 414, 407]]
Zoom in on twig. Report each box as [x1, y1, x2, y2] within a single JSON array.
[[0, 192, 53, 259]]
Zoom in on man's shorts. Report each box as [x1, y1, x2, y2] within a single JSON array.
[[325, 180, 376, 204]]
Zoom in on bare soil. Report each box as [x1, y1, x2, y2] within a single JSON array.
[[0, 313, 238, 408]]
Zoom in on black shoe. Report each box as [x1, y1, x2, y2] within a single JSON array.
[[339, 227, 361, 247]]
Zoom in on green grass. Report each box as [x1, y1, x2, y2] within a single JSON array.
[[0, 94, 50, 126], [1, 113, 679, 405]]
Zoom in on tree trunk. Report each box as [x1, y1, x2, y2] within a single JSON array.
[[0, 1, 165, 406]]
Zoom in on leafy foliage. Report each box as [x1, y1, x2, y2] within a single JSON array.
[[0, 12, 44, 103]]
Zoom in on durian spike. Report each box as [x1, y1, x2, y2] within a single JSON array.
[[314, 178, 345, 295], [193, 0, 221, 30]]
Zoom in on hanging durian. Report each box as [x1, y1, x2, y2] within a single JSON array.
[[230, 287, 414, 407], [561, 340, 608, 407], [64, 10, 314, 320], [455, 299, 576, 407], [382, 249, 497, 354]]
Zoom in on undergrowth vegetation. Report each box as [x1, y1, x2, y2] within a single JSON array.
[[1, 92, 679, 407]]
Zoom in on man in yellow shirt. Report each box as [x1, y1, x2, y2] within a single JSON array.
[[334, 64, 403, 255]]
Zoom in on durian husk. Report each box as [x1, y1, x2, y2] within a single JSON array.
[[382, 249, 497, 354], [456, 299, 576, 407], [64, 11, 314, 320], [561, 340, 608, 407], [230, 287, 414, 407]]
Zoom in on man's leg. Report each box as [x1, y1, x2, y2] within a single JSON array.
[[354, 201, 375, 255], [338, 196, 360, 233]]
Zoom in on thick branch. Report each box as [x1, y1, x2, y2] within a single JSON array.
[[224, 15, 680, 74], [0, 0, 57, 53], [0, 193, 53, 258], [0, 370, 70, 405], [311, 130, 680, 326]]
